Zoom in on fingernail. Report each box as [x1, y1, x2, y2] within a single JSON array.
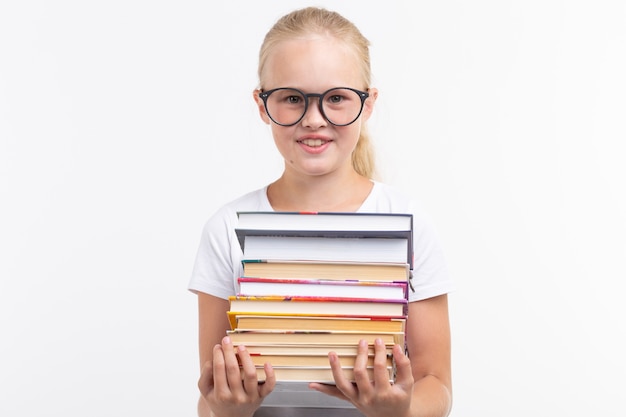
[[223, 336, 231, 344]]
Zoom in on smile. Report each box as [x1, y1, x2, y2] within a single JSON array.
[[298, 139, 329, 147]]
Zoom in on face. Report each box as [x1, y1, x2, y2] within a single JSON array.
[[254, 36, 377, 178]]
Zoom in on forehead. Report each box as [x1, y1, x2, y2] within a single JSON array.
[[261, 36, 364, 91]]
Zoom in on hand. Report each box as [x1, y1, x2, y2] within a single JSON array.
[[198, 336, 276, 417], [310, 338, 414, 417]]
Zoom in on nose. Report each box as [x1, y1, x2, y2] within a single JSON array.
[[300, 97, 327, 128]]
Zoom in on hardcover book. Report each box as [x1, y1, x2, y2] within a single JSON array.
[[250, 365, 394, 384], [246, 352, 392, 368], [227, 329, 404, 346], [236, 211, 412, 233], [229, 314, 406, 333], [235, 211, 414, 268], [228, 295, 408, 318], [241, 260, 410, 282], [229, 343, 393, 356], [237, 277, 408, 300], [240, 235, 410, 266]]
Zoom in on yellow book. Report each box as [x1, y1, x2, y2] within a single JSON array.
[[230, 313, 406, 333], [242, 260, 409, 282], [246, 352, 391, 368], [227, 329, 404, 346], [250, 365, 394, 383]]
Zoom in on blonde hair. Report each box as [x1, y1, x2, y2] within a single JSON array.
[[257, 7, 377, 179]]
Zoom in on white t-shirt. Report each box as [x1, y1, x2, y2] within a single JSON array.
[[188, 181, 453, 302]]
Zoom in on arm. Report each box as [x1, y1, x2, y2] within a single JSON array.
[[196, 292, 276, 417], [197, 292, 230, 417], [405, 294, 453, 417]]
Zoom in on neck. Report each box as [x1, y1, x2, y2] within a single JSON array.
[[267, 170, 373, 212]]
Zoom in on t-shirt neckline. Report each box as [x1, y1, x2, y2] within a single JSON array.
[[260, 181, 379, 213]]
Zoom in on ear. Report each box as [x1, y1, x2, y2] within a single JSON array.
[[253, 89, 271, 125], [360, 87, 378, 122]]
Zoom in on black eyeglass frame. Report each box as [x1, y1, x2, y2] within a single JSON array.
[[258, 87, 370, 127]]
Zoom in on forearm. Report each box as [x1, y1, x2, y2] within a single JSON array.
[[408, 374, 452, 417]]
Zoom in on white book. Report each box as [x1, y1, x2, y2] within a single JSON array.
[[235, 211, 414, 268], [241, 235, 410, 266], [237, 211, 412, 232]]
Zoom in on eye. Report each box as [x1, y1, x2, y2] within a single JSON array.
[[328, 94, 344, 104], [286, 95, 302, 104]]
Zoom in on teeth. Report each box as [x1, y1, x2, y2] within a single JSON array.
[[301, 139, 324, 146]]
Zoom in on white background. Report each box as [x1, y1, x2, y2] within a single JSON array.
[[1, 1, 625, 416]]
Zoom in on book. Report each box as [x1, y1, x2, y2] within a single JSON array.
[[229, 211, 412, 395], [240, 235, 410, 266], [231, 343, 393, 356], [242, 260, 410, 282], [246, 352, 392, 368], [228, 295, 408, 318], [229, 314, 406, 333], [250, 365, 394, 383], [227, 329, 404, 346], [237, 277, 408, 300], [236, 211, 412, 234], [236, 211, 414, 268]]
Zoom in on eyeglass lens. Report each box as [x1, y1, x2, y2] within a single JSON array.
[[264, 88, 364, 126]]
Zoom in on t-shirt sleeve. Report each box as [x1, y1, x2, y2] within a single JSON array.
[[188, 206, 240, 300], [408, 202, 454, 302]]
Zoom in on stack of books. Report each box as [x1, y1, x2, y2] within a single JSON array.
[[229, 211, 413, 386]]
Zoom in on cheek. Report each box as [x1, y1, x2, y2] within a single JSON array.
[[270, 124, 286, 140], [270, 125, 294, 151], [344, 125, 363, 148]]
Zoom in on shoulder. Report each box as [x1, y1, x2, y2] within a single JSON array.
[[366, 181, 439, 242], [222, 186, 271, 213], [368, 183, 453, 301], [364, 181, 426, 214], [202, 186, 271, 233]]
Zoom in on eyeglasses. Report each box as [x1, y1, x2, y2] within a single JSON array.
[[259, 87, 369, 127]]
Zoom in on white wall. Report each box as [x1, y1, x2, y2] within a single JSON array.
[[1, 1, 625, 416]]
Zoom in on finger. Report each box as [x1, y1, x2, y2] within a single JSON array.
[[258, 362, 276, 397], [309, 382, 349, 401], [221, 336, 244, 392], [236, 344, 260, 395], [211, 343, 229, 395], [373, 338, 393, 387], [329, 348, 357, 398], [391, 343, 414, 390], [352, 339, 374, 395], [197, 360, 215, 398]]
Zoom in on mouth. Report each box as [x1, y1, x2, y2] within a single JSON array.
[[297, 138, 330, 147]]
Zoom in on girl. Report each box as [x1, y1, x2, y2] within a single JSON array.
[[190, 7, 453, 417]]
